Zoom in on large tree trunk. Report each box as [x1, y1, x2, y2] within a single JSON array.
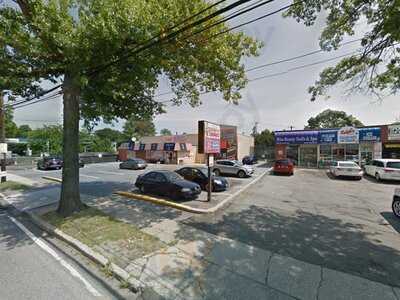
[[57, 73, 84, 217]]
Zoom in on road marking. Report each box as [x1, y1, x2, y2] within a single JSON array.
[[8, 215, 102, 297], [97, 171, 125, 176], [79, 174, 100, 180]]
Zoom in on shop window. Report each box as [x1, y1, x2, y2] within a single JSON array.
[[286, 145, 299, 165], [299, 146, 318, 168], [139, 144, 146, 151], [345, 144, 359, 162], [319, 144, 332, 167], [151, 143, 158, 151], [179, 143, 187, 151]]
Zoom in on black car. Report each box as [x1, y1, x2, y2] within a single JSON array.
[[119, 158, 147, 170], [38, 157, 84, 170], [242, 155, 258, 165], [175, 167, 229, 192], [37, 156, 63, 170], [135, 170, 201, 200]]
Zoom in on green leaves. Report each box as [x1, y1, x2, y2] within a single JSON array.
[[306, 109, 364, 129], [285, 0, 400, 100], [2, 0, 260, 122]]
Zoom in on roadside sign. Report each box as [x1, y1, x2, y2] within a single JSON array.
[[198, 121, 221, 154], [0, 143, 7, 154]]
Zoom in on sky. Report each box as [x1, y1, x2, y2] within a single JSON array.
[[11, 1, 400, 134]]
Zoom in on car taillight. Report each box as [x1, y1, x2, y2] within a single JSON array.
[[384, 168, 394, 173]]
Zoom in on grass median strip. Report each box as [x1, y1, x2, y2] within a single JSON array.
[[0, 181, 31, 192], [42, 207, 164, 261]]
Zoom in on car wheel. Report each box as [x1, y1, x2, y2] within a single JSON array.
[[237, 170, 246, 178], [375, 172, 381, 182], [393, 199, 400, 219], [139, 185, 145, 194], [213, 169, 221, 176]]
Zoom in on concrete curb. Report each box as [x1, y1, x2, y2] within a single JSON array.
[[42, 176, 62, 183], [116, 168, 271, 214], [25, 210, 145, 292]]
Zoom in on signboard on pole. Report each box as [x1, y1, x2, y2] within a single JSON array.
[[0, 143, 7, 154], [388, 124, 400, 141], [198, 121, 221, 154]]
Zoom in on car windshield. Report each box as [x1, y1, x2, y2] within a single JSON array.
[[165, 172, 183, 182], [387, 162, 400, 169], [338, 162, 358, 167], [198, 168, 209, 177]]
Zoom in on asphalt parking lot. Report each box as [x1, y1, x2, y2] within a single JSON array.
[[7, 163, 400, 288], [184, 168, 400, 288]]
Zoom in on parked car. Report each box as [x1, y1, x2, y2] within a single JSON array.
[[364, 159, 400, 181], [135, 170, 201, 200], [37, 156, 63, 170], [242, 155, 258, 165], [213, 160, 254, 178], [119, 158, 147, 170], [147, 157, 165, 164], [393, 189, 400, 219], [330, 161, 363, 180], [38, 157, 84, 170], [273, 159, 294, 176], [175, 166, 229, 192]]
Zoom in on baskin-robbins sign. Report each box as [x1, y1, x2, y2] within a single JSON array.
[[359, 127, 381, 142], [275, 131, 318, 144], [338, 127, 359, 144], [388, 124, 400, 141]]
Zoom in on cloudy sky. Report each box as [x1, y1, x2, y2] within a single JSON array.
[[12, 1, 400, 134]]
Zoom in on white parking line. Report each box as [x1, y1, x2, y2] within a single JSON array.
[[8, 216, 102, 297], [79, 174, 100, 180], [96, 171, 125, 176]]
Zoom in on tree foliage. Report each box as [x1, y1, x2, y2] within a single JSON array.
[[254, 129, 275, 147], [285, 0, 400, 100], [123, 117, 156, 139], [28, 125, 63, 155], [17, 124, 32, 138], [160, 128, 172, 136], [4, 109, 18, 138], [2, 0, 261, 216], [305, 109, 364, 129]]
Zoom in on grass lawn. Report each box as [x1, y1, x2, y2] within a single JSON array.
[[0, 181, 31, 192], [43, 207, 164, 260]]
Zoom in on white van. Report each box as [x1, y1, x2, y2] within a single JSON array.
[[364, 159, 400, 181]]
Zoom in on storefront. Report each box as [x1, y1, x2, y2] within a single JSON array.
[[382, 124, 400, 159], [274, 126, 382, 168]]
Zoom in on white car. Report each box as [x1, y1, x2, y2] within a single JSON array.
[[213, 160, 254, 178], [364, 159, 400, 181], [330, 161, 363, 180], [393, 189, 400, 219]]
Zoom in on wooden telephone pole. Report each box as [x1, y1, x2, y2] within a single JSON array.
[[0, 92, 6, 182]]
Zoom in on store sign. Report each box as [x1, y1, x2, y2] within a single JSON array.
[[338, 127, 359, 144], [198, 121, 221, 154], [275, 131, 318, 144], [388, 124, 400, 141], [319, 130, 337, 144], [359, 127, 381, 142], [164, 143, 175, 151]]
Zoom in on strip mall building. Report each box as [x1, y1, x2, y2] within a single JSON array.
[[274, 124, 400, 168], [118, 125, 254, 164]]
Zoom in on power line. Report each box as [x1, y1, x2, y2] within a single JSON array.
[[155, 38, 361, 98], [15, 0, 272, 109], [88, 0, 257, 76]]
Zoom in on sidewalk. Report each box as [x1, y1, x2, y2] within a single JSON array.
[[29, 194, 400, 300]]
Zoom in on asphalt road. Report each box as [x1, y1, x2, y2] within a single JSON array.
[[184, 168, 400, 288], [0, 208, 132, 300]]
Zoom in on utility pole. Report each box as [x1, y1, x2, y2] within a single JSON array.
[[289, 125, 295, 131], [0, 92, 7, 182]]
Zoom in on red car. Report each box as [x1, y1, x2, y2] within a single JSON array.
[[273, 159, 294, 175]]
